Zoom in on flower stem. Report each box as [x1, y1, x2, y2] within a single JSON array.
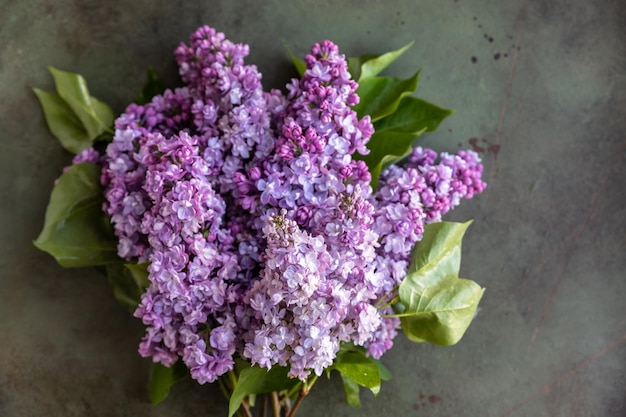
[[377, 295, 400, 311], [374, 289, 399, 310], [259, 393, 267, 417], [286, 375, 318, 417], [270, 391, 281, 417]]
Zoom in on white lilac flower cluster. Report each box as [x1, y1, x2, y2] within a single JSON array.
[[75, 26, 486, 383]]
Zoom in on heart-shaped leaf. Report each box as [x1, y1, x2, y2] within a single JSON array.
[[398, 222, 485, 346]]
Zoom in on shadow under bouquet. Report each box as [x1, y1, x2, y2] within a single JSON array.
[[34, 25, 486, 417]]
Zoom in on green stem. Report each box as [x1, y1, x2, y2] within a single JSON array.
[[303, 375, 318, 394], [227, 370, 239, 391], [218, 379, 247, 417], [270, 391, 281, 417], [283, 381, 303, 402], [374, 287, 399, 309], [376, 295, 400, 311], [218, 378, 231, 402]]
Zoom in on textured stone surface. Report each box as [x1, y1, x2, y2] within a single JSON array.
[[1, 0, 625, 416]]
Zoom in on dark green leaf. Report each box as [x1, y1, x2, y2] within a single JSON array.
[[286, 46, 307, 77], [33, 88, 91, 154], [398, 222, 485, 346], [136, 67, 167, 105], [372, 358, 392, 381], [105, 263, 150, 311], [374, 96, 453, 135], [357, 97, 453, 189], [228, 365, 299, 417], [125, 262, 151, 289], [347, 55, 375, 82], [48, 67, 113, 140], [330, 350, 380, 392], [357, 130, 423, 191], [358, 41, 414, 82], [353, 71, 419, 122], [149, 361, 189, 405], [34, 163, 119, 267], [340, 374, 362, 407]]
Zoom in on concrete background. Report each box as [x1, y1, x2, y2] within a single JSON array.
[[1, 0, 625, 416]]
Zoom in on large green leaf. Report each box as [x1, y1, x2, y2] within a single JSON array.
[[34, 163, 119, 267], [398, 222, 485, 346], [329, 345, 386, 407], [357, 41, 414, 82], [358, 130, 425, 191], [105, 262, 150, 311], [48, 67, 113, 140], [228, 365, 299, 417], [356, 97, 453, 190], [352, 71, 420, 122], [330, 350, 380, 391], [347, 41, 414, 82], [347, 55, 375, 82], [149, 361, 189, 405], [408, 221, 471, 275], [374, 96, 453, 135], [33, 88, 92, 154]]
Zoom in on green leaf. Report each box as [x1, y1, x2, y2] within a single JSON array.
[[48, 67, 113, 140], [149, 361, 189, 405], [228, 365, 299, 417], [347, 55, 375, 82], [286, 46, 307, 77], [358, 41, 414, 82], [357, 97, 453, 190], [352, 71, 420, 122], [408, 221, 471, 275], [330, 349, 381, 392], [374, 96, 453, 135], [33, 88, 92, 154], [136, 67, 167, 105], [398, 222, 485, 346], [358, 130, 424, 191], [34, 163, 119, 267], [372, 358, 392, 381], [340, 374, 362, 407], [125, 262, 151, 289], [355, 96, 452, 189], [105, 262, 150, 311]]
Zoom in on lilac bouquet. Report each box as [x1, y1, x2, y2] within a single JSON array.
[[34, 25, 486, 417]]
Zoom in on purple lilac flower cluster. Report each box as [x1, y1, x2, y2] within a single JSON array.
[[86, 26, 485, 383]]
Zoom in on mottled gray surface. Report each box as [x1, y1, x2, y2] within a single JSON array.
[[1, 0, 625, 416]]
